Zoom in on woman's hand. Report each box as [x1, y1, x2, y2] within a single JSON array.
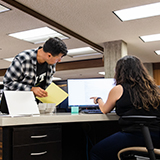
[[90, 97, 101, 104]]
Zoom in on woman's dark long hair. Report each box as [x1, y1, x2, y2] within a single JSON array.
[[114, 55, 160, 111]]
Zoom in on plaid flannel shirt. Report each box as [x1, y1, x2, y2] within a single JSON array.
[[3, 47, 55, 91]]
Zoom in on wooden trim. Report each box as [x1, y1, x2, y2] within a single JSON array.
[[0, 69, 7, 76], [2, 0, 104, 52], [56, 58, 104, 71], [153, 63, 160, 70], [0, 58, 104, 76], [153, 63, 160, 85]]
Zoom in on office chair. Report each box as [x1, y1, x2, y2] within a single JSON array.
[[117, 115, 160, 160]]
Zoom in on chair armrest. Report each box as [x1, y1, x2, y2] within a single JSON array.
[[118, 147, 160, 160]]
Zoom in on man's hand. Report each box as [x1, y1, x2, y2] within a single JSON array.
[[31, 87, 48, 97]]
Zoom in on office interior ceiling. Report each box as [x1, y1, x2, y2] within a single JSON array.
[[1, 0, 160, 79]]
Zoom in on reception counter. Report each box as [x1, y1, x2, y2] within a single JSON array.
[[0, 112, 119, 126], [0, 113, 120, 160]]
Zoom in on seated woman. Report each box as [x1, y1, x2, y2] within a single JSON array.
[[90, 55, 160, 160]]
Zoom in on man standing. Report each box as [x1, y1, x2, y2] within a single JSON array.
[[3, 37, 68, 98]]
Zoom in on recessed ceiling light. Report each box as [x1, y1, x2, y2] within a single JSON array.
[[114, 2, 160, 21], [155, 50, 160, 55], [9, 27, 69, 44], [68, 47, 102, 58], [140, 33, 160, 42], [0, 4, 10, 13]]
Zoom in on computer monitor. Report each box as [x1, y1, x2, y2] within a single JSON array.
[[67, 78, 116, 108]]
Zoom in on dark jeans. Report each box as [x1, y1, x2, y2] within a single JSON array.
[[90, 131, 160, 160]]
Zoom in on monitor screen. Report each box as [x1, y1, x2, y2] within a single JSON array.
[[68, 78, 116, 108]]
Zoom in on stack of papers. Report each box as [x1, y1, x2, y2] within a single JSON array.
[[36, 82, 68, 106]]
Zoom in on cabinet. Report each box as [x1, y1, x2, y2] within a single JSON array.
[[1, 124, 62, 160], [0, 114, 120, 160]]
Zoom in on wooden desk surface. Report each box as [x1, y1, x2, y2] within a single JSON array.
[[0, 112, 119, 126]]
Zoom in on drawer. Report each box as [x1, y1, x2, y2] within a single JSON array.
[[13, 125, 61, 146], [13, 142, 62, 160]]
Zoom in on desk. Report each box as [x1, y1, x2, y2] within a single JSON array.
[[0, 113, 120, 160]]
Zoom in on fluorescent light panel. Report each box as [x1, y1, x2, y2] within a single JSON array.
[[114, 2, 160, 21], [68, 47, 102, 57], [71, 53, 101, 58], [98, 72, 105, 75], [140, 33, 160, 42], [52, 77, 62, 81], [0, 4, 10, 13], [9, 27, 69, 44], [155, 50, 160, 55], [4, 57, 14, 62]]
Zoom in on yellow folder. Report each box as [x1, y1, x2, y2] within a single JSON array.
[[36, 82, 68, 106]]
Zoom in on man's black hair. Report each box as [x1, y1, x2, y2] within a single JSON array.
[[43, 37, 68, 56]]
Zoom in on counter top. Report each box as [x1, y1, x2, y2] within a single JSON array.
[[0, 112, 119, 127]]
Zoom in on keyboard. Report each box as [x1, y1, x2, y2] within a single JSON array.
[[80, 109, 102, 114]]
